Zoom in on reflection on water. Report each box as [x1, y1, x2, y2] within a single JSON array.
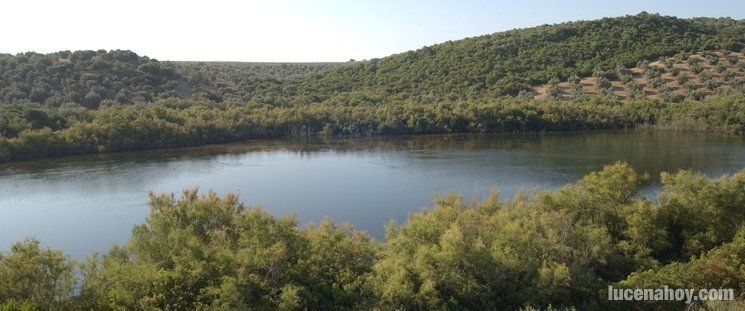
[[1, 130, 744, 259]]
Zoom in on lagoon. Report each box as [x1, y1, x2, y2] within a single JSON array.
[[1, 131, 744, 259]]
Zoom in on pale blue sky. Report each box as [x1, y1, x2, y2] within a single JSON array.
[[2, 0, 744, 62]]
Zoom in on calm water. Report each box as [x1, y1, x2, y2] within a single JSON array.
[[1, 131, 745, 259]]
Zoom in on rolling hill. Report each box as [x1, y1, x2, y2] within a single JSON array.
[[0, 12, 743, 107], [1, 12, 744, 163]]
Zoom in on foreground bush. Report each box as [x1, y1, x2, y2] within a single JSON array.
[[2, 163, 745, 309], [0, 239, 75, 310], [77, 190, 378, 310]]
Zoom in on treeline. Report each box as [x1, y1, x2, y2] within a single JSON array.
[[1, 94, 744, 163], [1, 13, 743, 107], [2, 163, 745, 310]]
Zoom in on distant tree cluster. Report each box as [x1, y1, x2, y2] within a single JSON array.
[[0, 50, 179, 107], [1, 94, 744, 163]]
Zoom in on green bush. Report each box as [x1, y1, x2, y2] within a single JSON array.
[[0, 239, 76, 310], [5, 163, 745, 309], [77, 189, 378, 310]]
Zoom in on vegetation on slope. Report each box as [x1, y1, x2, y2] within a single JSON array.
[[534, 50, 745, 101], [2, 163, 745, 310], [1, 13, 743, 107], [0, 50, 345, 108], [293, 13, 744, 103], [0, 12, 744, 163], [172, 61, 347, 103], [0, 50, 180, 108]]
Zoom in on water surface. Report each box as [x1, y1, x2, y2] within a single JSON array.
[[1, 131, 744, 259]]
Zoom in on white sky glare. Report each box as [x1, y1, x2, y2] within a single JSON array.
[[2, 0, 744, 62]]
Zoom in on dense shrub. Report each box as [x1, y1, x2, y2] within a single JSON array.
[[2, 94, 743, 163], [3, 164, 745, 309]]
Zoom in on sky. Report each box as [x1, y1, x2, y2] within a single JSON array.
[[2, 0, 744, 62]]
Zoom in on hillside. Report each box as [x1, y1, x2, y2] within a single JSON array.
[[292, 12, 744, 103], [0, 12, 743, 107], [1, 13, 745, 163], [533, 50, 745, 101], [0, 50, 345, 107], [172, 61, 347, 103], [0, 50, 179, 108]]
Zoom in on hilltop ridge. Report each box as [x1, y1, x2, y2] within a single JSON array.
[[1, 12, 743, 107]]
